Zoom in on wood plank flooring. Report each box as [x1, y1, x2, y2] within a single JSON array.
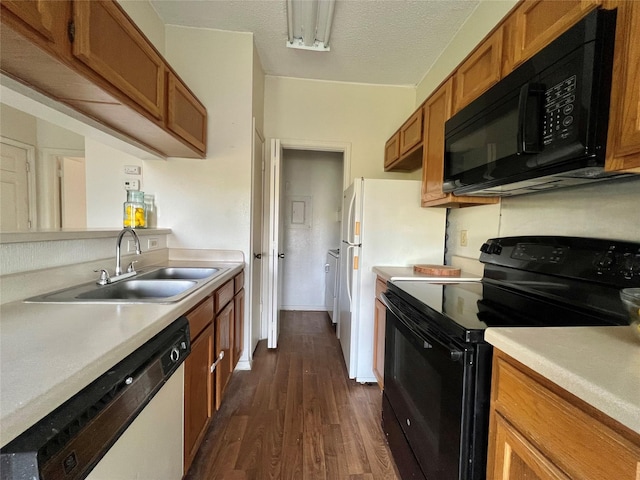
[[185, 310, 401, 480]]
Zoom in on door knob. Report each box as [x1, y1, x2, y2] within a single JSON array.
[[278, 253, 285, 259], [254, 253, 262, 259]]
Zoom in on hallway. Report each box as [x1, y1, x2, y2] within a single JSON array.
[[185, 311, 400, 479]]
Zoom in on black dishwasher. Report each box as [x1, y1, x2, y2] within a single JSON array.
[[0, 317, 190, 480]]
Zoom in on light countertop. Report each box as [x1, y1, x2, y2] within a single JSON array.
[[0, 260, 243, 447], [485, 326, 640, 434], [372, 265, 482, 282]]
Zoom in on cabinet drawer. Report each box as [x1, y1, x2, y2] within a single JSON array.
[[214, 279, 234, 314], [186, 296, 213, 341], [491, 354, 640, 479], [375, 276, 387, 300], [234, 271, 244, 294]]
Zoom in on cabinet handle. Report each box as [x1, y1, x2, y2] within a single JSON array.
[[210, 351, 224, 373]]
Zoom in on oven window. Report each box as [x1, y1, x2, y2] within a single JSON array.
[[384, 309, 466, 480]]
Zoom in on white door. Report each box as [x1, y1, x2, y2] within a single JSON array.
[[266, 139, 284, 349], [60, 156, 87, 229], [251, 124, 265, 357], [0, 141, 32, 231]]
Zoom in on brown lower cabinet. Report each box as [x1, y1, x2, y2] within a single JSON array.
[[487, 349, 640, 479], [184, 269, 244, 474], [372, 276, 387, 388]]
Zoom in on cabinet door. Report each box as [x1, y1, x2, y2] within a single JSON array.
[[1, 0, 70, 54], [384, 131, 400, 169], [605, 0, 640, 172], [184, 330, 212, 473], [400, 108, 423, 154], [213, 301, 233, 410], [373, 297, 386, 389], [510, 0, 600, 69], [453, 27, 503, 112], [422, 79, 453, 204], [167, 71, 207, 154], [488, 413, 570, 480], [233, 289, 245, 370], [72, 0, 165, 120]]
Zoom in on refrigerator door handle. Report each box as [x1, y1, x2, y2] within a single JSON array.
[[344, 244, 357, 306], [341, 240, 361, 247], [346, 188, 357, 243]]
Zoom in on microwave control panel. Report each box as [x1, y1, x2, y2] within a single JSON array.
[[543, 75, 577, 146]]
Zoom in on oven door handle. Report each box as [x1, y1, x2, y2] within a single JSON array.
[[380, 292, 466, 362]]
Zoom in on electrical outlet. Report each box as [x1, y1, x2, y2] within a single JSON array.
[[147, 238, 159, 250], [124, 179, 140, 190], [460, 230, 468, 247]]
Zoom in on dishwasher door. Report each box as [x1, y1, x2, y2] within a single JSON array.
[[87, 365, 184, 480]]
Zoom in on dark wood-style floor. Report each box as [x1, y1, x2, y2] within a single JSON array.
[[185, 310, 401, 480]]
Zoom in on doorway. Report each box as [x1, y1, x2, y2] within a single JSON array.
[[280, 149, 343, 310], [263, 139, 351, 348]]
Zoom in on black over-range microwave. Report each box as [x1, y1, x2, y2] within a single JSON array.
[[443, 8, 630, 197]]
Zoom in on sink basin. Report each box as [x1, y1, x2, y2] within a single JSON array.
[[137, 267, 219, 280], [25, 266, 229, 304], [76, 280, 196, 300]]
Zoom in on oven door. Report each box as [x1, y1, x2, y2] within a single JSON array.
[[381, 292, 474, 480]]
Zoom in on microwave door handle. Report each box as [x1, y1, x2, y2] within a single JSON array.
[[517, 82, 545, 154]]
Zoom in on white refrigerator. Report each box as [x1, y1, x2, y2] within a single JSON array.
[[338, 178, 446, 382]]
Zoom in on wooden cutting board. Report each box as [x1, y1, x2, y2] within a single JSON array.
[[413, 264, 461, 276]]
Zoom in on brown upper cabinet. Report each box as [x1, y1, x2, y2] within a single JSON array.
[[453, 27, 503, 113], [604, 0, 640, 172], [73, 0, 165, 121], [0, 0, 207, 158], [506, 0, 601, 70], [421, 79, 498, 208], [384, 107, 424, 172]]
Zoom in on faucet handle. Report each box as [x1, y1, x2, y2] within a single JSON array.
[[94, 269, 110, 285], [126, 261, 138, 273]]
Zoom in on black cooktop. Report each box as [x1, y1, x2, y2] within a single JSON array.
[[386, 236, 640, 344]]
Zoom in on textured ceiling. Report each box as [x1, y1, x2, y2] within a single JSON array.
[[150, 0, 480, 86]]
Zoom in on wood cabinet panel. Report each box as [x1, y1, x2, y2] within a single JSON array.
[[1, 0, 69, 50], [373, 298, 386, 389], [487, 350, 640, 480], [509, 0, 600, 69], [384, 131, 400, 169], [187, 296, 213, 341], [184, 325, 212, 474], [234, 271, 244, 295], [400, 108, 423, 154], [214, 300, 234, 410], [72, 0, 165, 121], [214, 279, 234, 314], [454, 27, 503, 112], [167, 71, 207, 154], [233, 288, 245, 370], [604, 0, 640, 172]]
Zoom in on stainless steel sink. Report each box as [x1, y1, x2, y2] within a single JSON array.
[[25, 266, 229, 304], [76, 280, 196, 300], [136, 267, 220, 280]]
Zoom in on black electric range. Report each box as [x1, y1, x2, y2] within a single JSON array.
[[381, 236, 639, 480]]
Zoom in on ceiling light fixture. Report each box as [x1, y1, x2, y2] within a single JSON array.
[[286, 0, 336, 52]]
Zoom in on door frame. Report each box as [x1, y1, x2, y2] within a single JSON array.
[[261, 138, 352, 344]]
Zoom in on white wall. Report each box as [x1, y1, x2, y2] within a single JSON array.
[[142, 26, 253, 253], [118, 0, 166, 54], [85, 138, 144, 228], [264, 77, 417, 182], [281, 149, 343, 310]]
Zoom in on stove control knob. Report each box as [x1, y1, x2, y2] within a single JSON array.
[[597, 250, 616, 269], [170, 347, 180, 362], [480, 242, 491, 253], [621, 254, 638, 279]]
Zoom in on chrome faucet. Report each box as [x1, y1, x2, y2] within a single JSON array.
[[95, 228, 142, 285], [115, 227, 142, 276]]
